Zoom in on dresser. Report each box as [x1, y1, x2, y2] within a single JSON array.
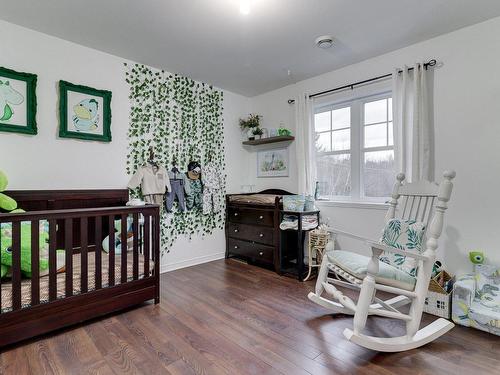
[[225, 189, 292, 272]]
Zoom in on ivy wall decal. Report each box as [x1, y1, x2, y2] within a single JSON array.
[[124, 63, 226, 255]]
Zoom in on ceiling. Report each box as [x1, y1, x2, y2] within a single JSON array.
[[1, 0, 500, 97]]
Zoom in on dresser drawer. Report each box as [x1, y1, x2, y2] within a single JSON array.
[[228, 223, 274, 245], [227, 238, 274, 264], [228, 207, 274, 227]]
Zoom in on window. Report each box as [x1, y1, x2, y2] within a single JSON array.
[[314, 94, 394, 201]]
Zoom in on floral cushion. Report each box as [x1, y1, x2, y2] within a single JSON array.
[[379, 218, 426, 276]]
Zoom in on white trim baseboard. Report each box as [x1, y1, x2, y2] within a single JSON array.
[[160, 252, 226, 273]]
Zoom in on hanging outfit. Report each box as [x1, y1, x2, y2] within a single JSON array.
[[185, 161, 203, 211], [166, 169, 191, 212], [128, 164, 171, 204], [202, 162, 224, 214]]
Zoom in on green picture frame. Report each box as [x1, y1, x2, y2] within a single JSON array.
[[0, 66, 37, 135], [58, 80, 112, 142]]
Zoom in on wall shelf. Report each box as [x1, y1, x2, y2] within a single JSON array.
[[242, 135, 295, 146]]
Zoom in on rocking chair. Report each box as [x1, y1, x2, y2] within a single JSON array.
[[308, 171, 456, 352]]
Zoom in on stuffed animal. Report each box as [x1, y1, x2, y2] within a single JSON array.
[[0, 170, 25, 214], [0, 222, 51, 278], [0, 169, 60, 279], [469, 250, 485, 265]]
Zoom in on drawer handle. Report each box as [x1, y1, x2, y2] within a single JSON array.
[[259, 233, 264, 237], [234, 229, 239, 233], [259, 215, 263, 220], [234, 245, 239, 249], [234, 212, 239, 216], [259, 251, 264, 256]]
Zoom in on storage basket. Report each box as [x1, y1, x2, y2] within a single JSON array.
[[424, 270, 454, 319]]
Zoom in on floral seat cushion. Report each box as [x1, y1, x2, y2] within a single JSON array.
[[379, 218, 426, 276]]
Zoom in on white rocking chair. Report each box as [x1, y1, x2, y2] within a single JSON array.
[[308, 171, 456, 352]]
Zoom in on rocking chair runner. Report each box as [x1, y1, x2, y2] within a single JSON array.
[[308, 170, 456, 352]]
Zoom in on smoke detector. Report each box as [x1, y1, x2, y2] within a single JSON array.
[[315, 35, 335, 49]]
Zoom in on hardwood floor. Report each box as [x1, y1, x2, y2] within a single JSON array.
[[1, 259, 499, 374]]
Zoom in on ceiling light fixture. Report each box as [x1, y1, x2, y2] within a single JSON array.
[[315, 35, 335, 49], [240, 1, 250, 15]]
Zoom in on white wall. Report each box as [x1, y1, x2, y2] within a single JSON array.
[[0, 20, 250, 272], [250, 17, 500, 275]]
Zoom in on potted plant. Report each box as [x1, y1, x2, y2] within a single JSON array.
[[239, 114, 261, 140], [252, 127, 264, 140]]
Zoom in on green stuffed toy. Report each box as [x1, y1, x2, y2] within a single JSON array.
[[0, 222, 50, 278], [469, 250, 485, 265], [0, 169, 55, 279], [0, 170, 25, 214]]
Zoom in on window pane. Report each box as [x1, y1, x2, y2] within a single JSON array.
[[315, 111, 330, 132], [316, 154, 351, 197], [332, 107, 350, 129], [364, 123, 387, 148], [388, 121, 393, 146], [388, 98, 393, 121], [332, 129, 350, 151], [363, 150, 395, 197], [315, 132, 331, 152], [364, 99, 387, 124]]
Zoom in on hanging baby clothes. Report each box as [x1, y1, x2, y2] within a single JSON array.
[[166, 168, 191, 212], [185, 161, 203, 211], [202, 162, 224, 214], [128, 164, 171, 204]]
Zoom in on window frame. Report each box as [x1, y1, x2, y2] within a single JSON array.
[[314, 90, 393, 203]]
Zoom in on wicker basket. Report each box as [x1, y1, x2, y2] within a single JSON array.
[[424, 270, 455, 319], [308, 229, 330, 265]]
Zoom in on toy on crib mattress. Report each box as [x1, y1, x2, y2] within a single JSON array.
[[0, 170, 65, 279], [102, 217, 134, 254]]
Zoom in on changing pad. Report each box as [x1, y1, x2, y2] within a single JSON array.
[[229, 194, 281, 206]]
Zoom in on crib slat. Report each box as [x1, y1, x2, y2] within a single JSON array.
[[12, 221, 21, 311], [31, 220, 40, 306], [121, 214, 127, 284], [133, 213, 139, 280], [49, 219, 57, 302], [65, 218, 73, 297], [81, 217, 88, 294], [108, 216, 115, 287], [144, 214, 150, 277], [95, 216, 102, 290]]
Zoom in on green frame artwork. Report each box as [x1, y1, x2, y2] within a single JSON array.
[[0, 66, 37, 135], [58, 80, 112, 142]]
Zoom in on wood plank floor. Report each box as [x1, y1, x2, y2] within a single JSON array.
[[1, 259, 499, 374]]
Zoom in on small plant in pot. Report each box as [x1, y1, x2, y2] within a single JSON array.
[[252, 127, 264, 140], [239, 114, 261, 140]]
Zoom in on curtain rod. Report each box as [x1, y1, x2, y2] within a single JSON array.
[[287, 59, 437, 104]]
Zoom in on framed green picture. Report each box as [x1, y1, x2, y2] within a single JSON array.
[[59, 80, 112, 142], [0, 66, 37, 135]]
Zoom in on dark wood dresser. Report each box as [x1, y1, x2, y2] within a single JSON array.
[[225, 189, 292, 272]]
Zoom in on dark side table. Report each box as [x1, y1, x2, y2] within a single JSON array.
[[279, 210, 320, 281]]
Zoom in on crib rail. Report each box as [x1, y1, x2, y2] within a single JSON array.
[[0, 205, 160, 315]]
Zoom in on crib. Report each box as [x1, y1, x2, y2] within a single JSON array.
[[0, 189, 160, 347]]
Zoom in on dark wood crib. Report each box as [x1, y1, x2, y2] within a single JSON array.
[[0, 189, 160, 348]]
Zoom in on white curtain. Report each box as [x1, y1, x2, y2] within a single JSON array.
[[392, 63, 434, 182], [295, 93, 316, 195]]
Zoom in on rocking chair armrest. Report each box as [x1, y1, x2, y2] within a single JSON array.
[[366, 240, 429, 261], [325, 227, 372, 242]]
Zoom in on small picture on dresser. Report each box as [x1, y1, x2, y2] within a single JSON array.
[[257, 148, 289, 178]]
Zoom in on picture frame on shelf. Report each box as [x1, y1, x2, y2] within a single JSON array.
[[0, 66, 37, 135], [58, 80, 112, 142]]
